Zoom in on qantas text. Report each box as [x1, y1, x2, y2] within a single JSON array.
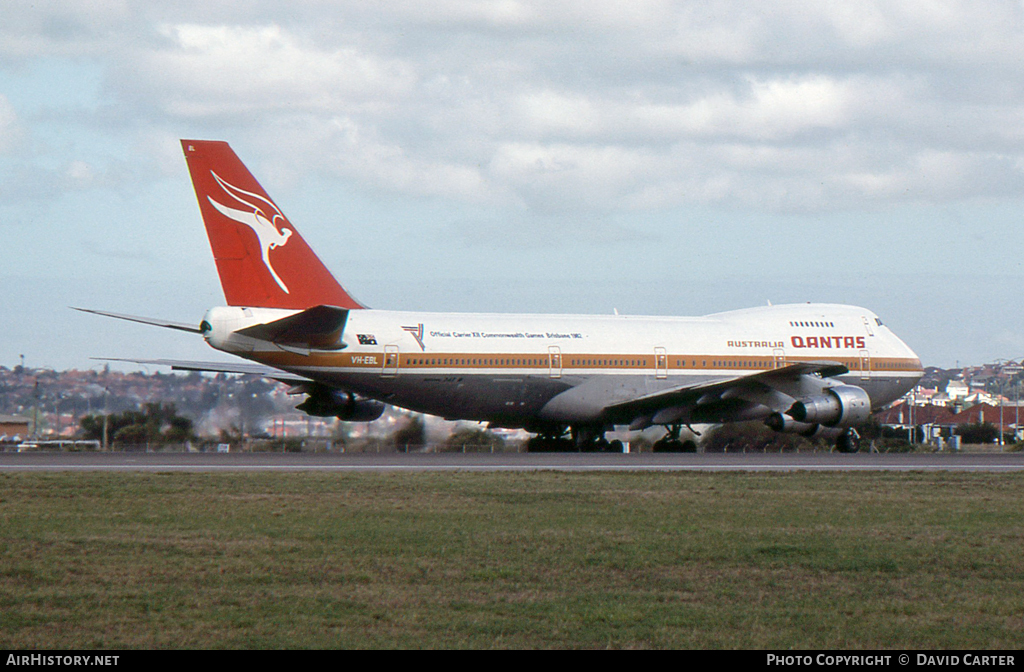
[[791, 335, 866, 349]]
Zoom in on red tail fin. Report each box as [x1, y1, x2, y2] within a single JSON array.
[[181, 140, 365, 310]]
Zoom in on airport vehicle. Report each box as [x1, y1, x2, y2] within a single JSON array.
[[82, 140, 924, 452]]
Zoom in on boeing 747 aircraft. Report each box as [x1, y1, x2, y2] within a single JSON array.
[[81, 140, 924, 452]]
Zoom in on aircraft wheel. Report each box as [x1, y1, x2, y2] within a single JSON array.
[[527, 436, 554, 452], [557, 438, 575, 452], [580, 438, 608, 452], [653, 438, 684, 453], [836, 429, 860, 453]]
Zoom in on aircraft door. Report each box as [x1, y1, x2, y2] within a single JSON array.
[[655, 347, 668, 379], [859, 349, 871, 381], [773, 348, 786, 369], [382, 345, 400, 378], [548, 346, 562, 379]]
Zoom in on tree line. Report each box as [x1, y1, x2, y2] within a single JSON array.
[[79, 403, 194, 446]]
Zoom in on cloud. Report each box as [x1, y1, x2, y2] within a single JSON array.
[[3, 2, 1024, 215], [0, 0, 132, 61], [253, 115, 497, 203], [511, 74, 897, 143], [3, 2, 1024, 371], [124, 24, 415, 117]]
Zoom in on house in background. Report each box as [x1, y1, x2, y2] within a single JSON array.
[[0, 414, 31, 442]]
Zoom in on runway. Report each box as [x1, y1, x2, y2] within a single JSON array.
[[2, 451, 1023, 472]]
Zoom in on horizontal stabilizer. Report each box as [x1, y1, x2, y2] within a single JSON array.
[[73, 307, 203, 334], [95, 357, 311, 383], [235, 305, 349, 351]]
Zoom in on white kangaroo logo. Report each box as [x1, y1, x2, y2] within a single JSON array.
[[207, 171, 293, 293]]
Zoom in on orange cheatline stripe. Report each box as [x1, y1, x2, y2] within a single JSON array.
[[252, 350, 923, 373]]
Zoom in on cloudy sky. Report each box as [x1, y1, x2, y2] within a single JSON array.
[[2, 1, 1023, 371]]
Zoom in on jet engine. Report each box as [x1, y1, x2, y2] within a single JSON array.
[[765, 413, 844, 441], [765, 412, 820, 437], [295, 387, 385, 421], [786, 385, 871, 428]]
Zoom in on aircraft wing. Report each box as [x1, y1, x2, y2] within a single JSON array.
[[95, 357, 313, 384], [605, 361, 850, 429]]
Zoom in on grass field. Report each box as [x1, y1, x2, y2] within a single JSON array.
[[1, 470, 1022, 649]]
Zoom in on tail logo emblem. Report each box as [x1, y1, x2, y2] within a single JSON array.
[[207, 171, 293, 293], [402, 324, 426, 351]]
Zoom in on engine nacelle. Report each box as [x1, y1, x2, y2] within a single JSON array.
[[765, 413, 843, 441], [787, 385, 871, 428], [766, 413, 820, 437], [295, 388, 385, 422]]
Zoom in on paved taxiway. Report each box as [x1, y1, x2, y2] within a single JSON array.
[[2, 451, 1023, 472]]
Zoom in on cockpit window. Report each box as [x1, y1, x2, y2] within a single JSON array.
[[875, 317, 884, 326]]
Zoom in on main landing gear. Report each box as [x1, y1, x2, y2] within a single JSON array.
[[526, 434, 574, 452], [835, 428, 860, 453], [652, 424, 698, 453], [525, 427, 623, 452]]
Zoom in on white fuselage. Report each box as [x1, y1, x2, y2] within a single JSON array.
[[201, 302, 923, 431]]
